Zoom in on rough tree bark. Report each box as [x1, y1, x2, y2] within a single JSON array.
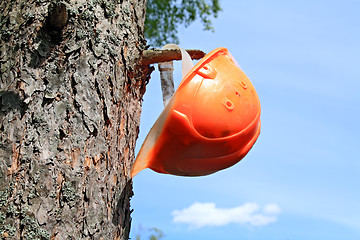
[[0, 0, 151, 239]]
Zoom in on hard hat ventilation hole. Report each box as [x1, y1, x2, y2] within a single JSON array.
[[198, 64, 217, 79], [221, 97, 234, 111], [240, 81, 247, 89]]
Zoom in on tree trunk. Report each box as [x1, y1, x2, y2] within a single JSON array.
[[0, 0, 151, 239]]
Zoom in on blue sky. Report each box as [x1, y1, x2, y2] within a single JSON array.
[[130, 1, 360, 239]]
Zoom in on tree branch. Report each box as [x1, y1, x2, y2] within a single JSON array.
[[141, 49, 206, 65]]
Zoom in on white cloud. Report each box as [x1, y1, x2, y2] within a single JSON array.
[[172, 202, 281, 228], [263, 203, 281, 215]]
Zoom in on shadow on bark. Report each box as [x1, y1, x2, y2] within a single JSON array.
[[0, 91, 28, 118], [28, 25, 62, 68], [112, 179, 134, 235]]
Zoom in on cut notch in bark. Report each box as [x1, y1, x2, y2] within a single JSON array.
[[48, 2, 68, 30]]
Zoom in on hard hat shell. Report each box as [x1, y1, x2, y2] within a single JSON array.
[[131, 48, 261, 177]]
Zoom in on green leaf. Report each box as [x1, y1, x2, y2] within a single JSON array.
[[145, 0, 222, 47]]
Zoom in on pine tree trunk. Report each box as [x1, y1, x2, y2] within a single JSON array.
[[0, 0, 151, 239]]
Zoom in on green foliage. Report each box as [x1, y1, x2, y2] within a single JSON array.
[[145, 0, 221, 47], [149, 227, 164, 240], [135, 227, 164, 240]]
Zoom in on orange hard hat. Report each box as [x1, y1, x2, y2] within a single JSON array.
[[131, 47, 261, 177]]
